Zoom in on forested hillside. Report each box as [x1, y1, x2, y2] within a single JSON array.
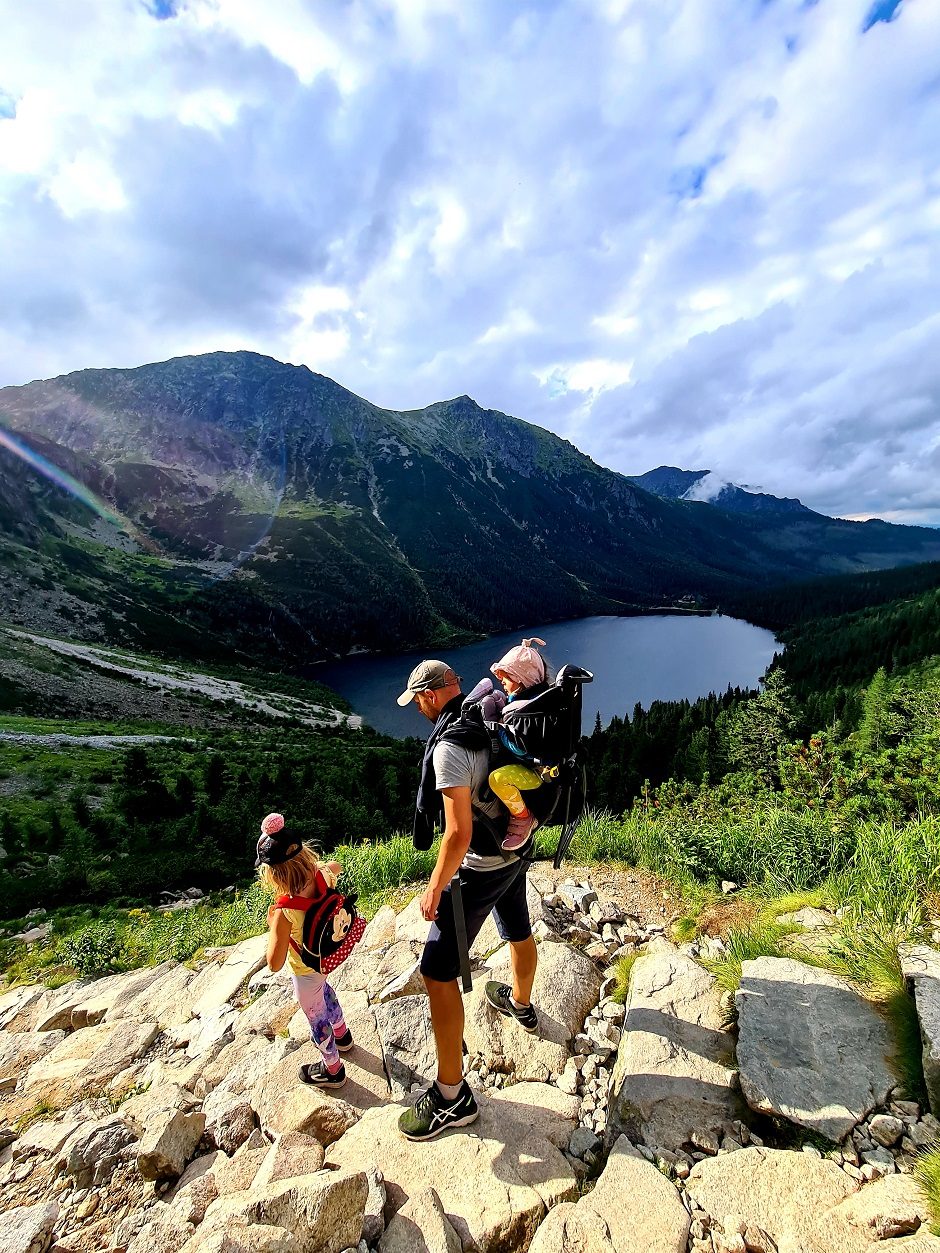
[[5, 351, 940, 666], [587, 565, 940, 816]]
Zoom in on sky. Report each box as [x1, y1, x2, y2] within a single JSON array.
[[1, 0, 939, 523]]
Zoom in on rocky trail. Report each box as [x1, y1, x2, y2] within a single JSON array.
[[2, 874, 940, 1253]]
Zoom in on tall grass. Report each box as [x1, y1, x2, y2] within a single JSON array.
[[570, 807, 940, 930], [823, 920, 926, 1100], [2, 835, 439, 985], [915, 1148, 940, 1236], [703, 919, 798, 994], [332, 833, 438, 900]]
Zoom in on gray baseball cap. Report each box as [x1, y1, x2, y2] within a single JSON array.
[[396, 659, 458, 706]]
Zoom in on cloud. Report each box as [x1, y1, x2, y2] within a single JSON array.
[[0, 0, 939, 520]]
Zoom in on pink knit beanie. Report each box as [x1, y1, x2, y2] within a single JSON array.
[[491, 637, 547, 690]]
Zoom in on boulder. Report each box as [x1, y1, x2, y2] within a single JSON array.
[[237, 976, 298, 1038], [12, 1115, 85, 1160], [367, 941, 426, 1004], [251, 1046, 359, 1143], [196, 1032, 273, 1105], [464, 941, 601, 1083], [379, 1185, 462, 1253], [205, 1094, 257, 1154], [55, 962, 178, 1030], [181, 1222, 300, 1253], [0, 983, 45, 1032], [138, 1107, 207, 1181], [214, 1128, 271, 1194], [327, 1096, 577, 1252], [363, 1166, 388, 1245], [394, 896, 432, 945], [58, 1113, 136, 1187], [373, 994, 438, 1097], [736, 957, 895, 1140], [252, 1130, 325, 1191], [686, 1147, 856, 1252], [528, 1203, 613, 1253], [607, 940, 744, 1152], [190, 935, 268, 1019], [778, 908, 838, 930], [826, 1173, 925, 1242], [0, 1030, 66, 1084], [562, 1135, 689, 1253], [486, 1082, 580, 1147], [125, 1206, 196, 1253], [21, 1017, 160, 1105], [0, 1201, 59, 1253], [254, 1168, 369, 1253], [361, 904, 398, 951], [901, 944, 940, 1117], [168, 1151, 223, 1225], [30, 981, 93, 1032], [116, 963, 205, 1028], [185, 1005, 238, 1059]]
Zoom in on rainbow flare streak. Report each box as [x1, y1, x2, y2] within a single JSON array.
[[0, 420, 142, 545]]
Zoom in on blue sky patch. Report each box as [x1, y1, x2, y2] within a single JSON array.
[[863, 0, 904, 32], [144, 0, 177, 19], [669, 157, 722, 201], [0, 91, 16, 120]]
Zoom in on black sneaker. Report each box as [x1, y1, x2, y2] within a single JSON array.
[[334, 1028, 354, 1053], [299, 1060, 347, 1089], [484, 981, 539, 1033], [398, 1081, 479, 1142]]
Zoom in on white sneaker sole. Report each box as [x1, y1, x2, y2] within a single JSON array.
[[399, 1107, 480, 1142]]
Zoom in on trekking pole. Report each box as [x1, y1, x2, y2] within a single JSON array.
[[451, 874, 473, 993]]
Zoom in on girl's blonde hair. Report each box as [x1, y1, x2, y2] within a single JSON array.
[[256, 842, 323, 897]]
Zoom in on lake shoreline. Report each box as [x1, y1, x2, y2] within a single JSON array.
[[311, 614, 780, 740]]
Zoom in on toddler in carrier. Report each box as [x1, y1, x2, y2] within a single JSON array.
[[467, 636, 550, 852], [256, 812, 353, 1089]]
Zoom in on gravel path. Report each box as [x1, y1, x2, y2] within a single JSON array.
[[0, 732, 187, 749]]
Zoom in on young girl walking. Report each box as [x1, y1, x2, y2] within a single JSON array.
[[256, 812, 353, 1089]]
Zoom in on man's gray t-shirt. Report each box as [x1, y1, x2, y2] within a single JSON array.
[[433, 740, 515, 872]]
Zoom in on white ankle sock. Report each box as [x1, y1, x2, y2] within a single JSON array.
[[509, 995, 529, 1010], [435, 1078, 463, 1100]]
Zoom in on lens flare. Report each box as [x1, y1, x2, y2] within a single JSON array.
[[0, 421, 147, 548]]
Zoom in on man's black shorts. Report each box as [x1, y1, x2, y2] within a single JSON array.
[[420, 859, 532, 983]]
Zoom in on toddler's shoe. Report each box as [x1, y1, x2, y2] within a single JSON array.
[[299, 1060, 346, 1088], [334, 1027, 354, 1053], [501, 812, 537, 851]]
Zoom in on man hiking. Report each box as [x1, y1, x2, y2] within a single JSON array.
[[395, 659, 539, 1141]]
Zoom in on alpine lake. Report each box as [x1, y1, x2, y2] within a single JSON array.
[[314, 614, 778, 739]]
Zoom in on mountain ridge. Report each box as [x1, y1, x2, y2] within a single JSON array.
[[627, 465, 812, 517], [2, 350, 940, 666]]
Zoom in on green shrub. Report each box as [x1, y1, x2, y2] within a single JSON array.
[[55, 921, 122, 978]]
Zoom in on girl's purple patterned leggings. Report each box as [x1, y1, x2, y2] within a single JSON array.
[[292, 973, 348, 1071]]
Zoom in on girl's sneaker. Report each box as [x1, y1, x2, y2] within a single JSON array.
[[299, 1060, 346, 1089], [501, 812, 537, 851], [334, 1028, 354, 1053]]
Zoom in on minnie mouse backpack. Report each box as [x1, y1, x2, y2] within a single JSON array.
[[277, 871, 367, 975]]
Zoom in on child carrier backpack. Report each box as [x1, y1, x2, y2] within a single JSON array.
[[277, 871, 367, 975], [466, 663, 595, 868]]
